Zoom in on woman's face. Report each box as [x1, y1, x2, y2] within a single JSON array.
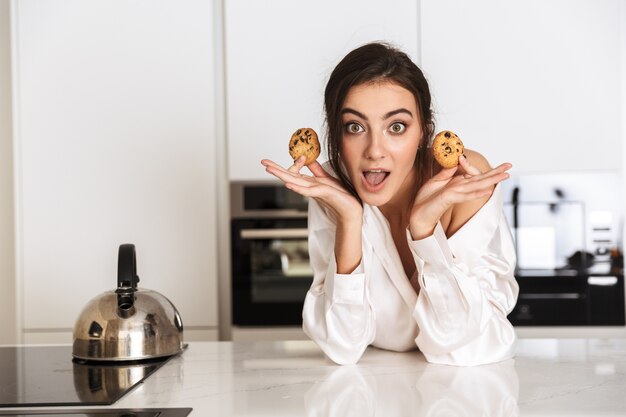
[[340, 81, 422, 208]]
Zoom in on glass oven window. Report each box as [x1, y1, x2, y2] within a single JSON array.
[[249, 238, 312, 303]]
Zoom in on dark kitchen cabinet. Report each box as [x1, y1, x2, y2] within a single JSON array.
[[508, 269, 625, 326]]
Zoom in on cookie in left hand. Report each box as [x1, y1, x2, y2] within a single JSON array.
[[432, 130, 464, 168]]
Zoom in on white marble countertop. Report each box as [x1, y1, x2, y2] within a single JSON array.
[[7, 338, 626, 416]]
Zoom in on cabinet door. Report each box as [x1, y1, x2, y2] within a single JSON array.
[[225, 0, 420, 180], [13, 0, 218, 337], [421, 0, 623, 173]]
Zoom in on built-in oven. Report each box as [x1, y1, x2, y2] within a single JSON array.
[[231, 181, 313, 326]]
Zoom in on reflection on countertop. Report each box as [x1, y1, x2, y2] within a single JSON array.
[[304, 359, 519, 416], [8, 339, 623, 416]]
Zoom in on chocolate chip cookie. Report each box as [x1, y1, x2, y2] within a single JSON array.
[[288, 128, 320, 165], [432, 130, 464, 168]]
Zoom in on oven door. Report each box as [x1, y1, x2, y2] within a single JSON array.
[[231, 218, 312, 326]]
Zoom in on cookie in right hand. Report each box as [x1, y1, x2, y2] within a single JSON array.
[[288, 128, 320, 166]]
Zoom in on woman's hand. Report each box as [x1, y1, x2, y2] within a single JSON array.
[[262, 157, 364, 273], [261, 157, 363, 224], [409, 155, 511, 240]]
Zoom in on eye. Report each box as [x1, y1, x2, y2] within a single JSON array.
[[389, 122, 406, 134], [345, 123, 364, 134]]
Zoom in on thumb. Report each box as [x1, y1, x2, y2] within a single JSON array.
[[288, 155, 307, 173], [458, 154, 482, 176]]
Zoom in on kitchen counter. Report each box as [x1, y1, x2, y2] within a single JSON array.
[[5, 338, 626, 416]]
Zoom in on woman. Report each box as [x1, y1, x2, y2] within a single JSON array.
[[261, 42, 518, 366]]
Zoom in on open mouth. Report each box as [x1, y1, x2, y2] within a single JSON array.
[[362, 169, 390, 189]]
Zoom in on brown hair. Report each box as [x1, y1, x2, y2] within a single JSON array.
[[324, 42, 437, 205]]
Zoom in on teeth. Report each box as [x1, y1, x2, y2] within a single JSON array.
[[367, 170, 385, 173]]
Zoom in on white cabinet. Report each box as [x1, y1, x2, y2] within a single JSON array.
[[225, 0, 420, 180], [421, 0, 623, 173], [13, 0, 219, 342], [0, 0, 16, 345]]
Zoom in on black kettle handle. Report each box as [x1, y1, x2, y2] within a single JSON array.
[[116, 244, 139, 313], [117, 244, 140, 290]]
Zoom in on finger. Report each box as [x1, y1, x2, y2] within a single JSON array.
[[261, 158, 289, 171], [263, 158, 313, 179], [263, 159, 303, 179], [284, 181, 325, 198], [470, 187, 495, 199], [462, 171, 511, 193], [449, 185, 495, 200], [459, 155, 482, 176], [285, 181, 352, 203], [265, 165, 313, 188], [288, 155, 306, 174], [261, 158, 278, 168], [466, 162, 512, 182], [266, 162, 349, 197], [490, 162, 513, 172], [306, 161, 330, 178]]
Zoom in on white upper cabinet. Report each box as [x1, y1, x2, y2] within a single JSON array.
[[225, 0, 420, 180], [13, 0, 219, 332], [421, 0, 623, 173]]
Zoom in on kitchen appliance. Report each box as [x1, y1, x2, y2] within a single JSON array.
[[231, 181, 312, 326], [503, 198, 625, 326], [0, 345, 180, 407], [73, 244, 184, 361], [508, 268, 625, 326], [505, 200, 587, 270], [0, 409, 192, 416]]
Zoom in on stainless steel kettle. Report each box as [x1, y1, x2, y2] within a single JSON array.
[[72, 244, 184, 361]]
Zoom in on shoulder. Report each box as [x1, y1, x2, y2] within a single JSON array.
[[445, 148, 494, 237]]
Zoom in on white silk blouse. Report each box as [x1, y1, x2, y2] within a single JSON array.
[[302, 182, 519, 366]]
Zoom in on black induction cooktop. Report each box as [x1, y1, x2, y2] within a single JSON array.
[[0, 409, 192, 416], [0, 345, 183, 408]]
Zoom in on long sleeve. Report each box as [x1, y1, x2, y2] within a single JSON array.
[[302, 198, 376, 365], [409, 184, 519, 366]]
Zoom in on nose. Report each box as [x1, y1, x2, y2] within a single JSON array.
[[364, 130, 386, 160]]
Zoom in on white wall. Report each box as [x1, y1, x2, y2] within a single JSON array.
[[225, 0, 420, 180], [12, 0, 220, 343], [421, 0, 623, 173], [0, 0, 16, 345]]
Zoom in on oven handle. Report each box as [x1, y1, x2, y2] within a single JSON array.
[[588, 276, 618, 286], [519, 293, 583, 300], [240, 228, 309, 239]]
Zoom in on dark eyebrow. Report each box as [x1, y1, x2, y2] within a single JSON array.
[[341, 107, 413, 121], [384, 108, 413, 119], [341, 108, 368, 120]]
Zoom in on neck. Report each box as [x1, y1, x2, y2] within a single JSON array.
[[379, 166, 418, 226]]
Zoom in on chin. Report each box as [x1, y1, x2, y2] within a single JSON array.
[[357, 190, 392, 207]]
